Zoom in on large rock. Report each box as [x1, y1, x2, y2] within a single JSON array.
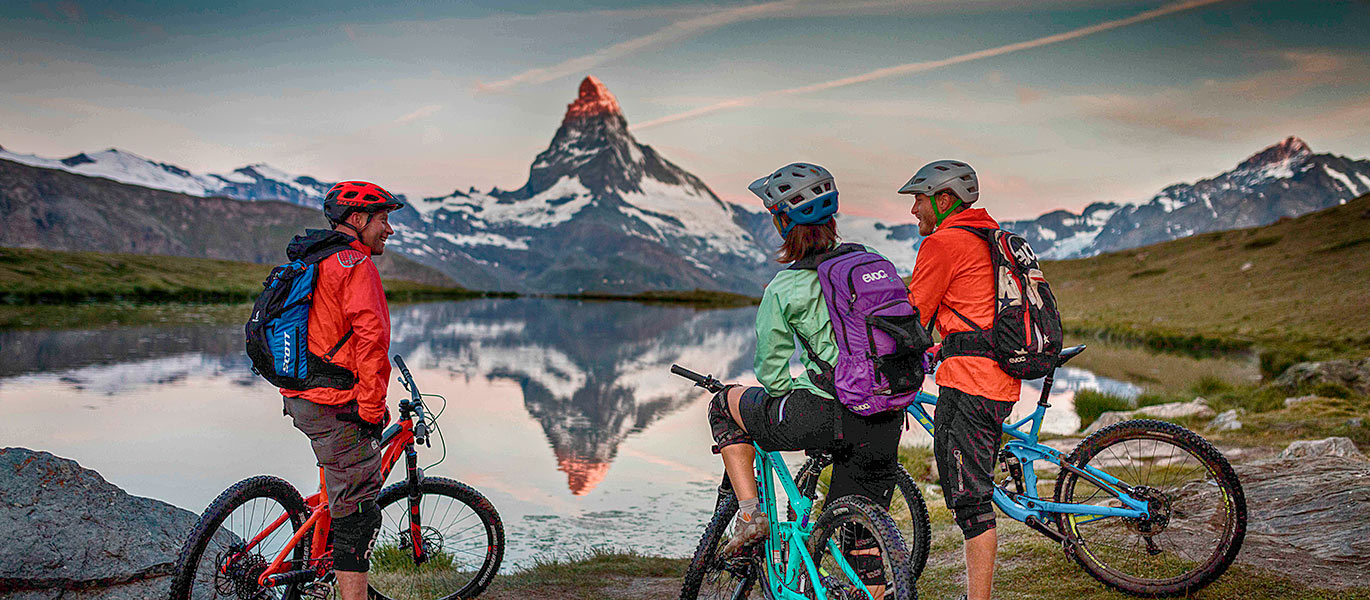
[[1278, 437, 1366, 460], [1081, 398, 1216, 435], [1275, 357, 1370, 396], [0, 448, 199, 597], [1232, 456, 1370, 588]]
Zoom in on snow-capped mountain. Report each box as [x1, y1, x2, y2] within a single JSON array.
[[392, 76, 774, 293], [0, 145, 330, 207], [732, 203, 924, 273], [1007, 137, 1370, 259]]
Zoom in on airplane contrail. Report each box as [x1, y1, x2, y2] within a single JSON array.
[[633, 0, 1228, 131], [476, 0, 802, 94]]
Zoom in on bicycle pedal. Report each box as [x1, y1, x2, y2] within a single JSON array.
[[302, 581, 333, 600]]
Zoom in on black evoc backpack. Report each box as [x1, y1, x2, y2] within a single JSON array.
[[940, 226, 1063, 380]]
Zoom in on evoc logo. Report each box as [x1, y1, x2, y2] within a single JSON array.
[[861, 270, 889, 284]]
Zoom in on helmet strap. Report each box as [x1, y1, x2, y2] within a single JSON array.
[[932, 192, 963, 227], [337, 211, 373, 240]]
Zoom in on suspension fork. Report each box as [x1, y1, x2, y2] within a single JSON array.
[[405, 444, 428, 564]]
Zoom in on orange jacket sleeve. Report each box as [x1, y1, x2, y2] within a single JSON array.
[[908, 234, 955, 332], [342, 257, 392, 424]]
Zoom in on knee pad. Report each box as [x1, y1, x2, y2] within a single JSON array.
[[953, 501, 996, 540], [708, 385, 749, 449], [333, 500, 382, 572]]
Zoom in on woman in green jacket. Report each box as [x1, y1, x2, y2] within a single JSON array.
[[706, 162, 904, 589]]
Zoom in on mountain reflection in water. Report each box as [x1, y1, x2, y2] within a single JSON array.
[[386, 299, 755, 494], [0, 299, 757, 496]]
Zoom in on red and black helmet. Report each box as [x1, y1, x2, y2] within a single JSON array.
[[323, 181, 404, 226]]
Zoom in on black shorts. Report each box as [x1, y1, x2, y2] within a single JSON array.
[[738, 387, 903, 508], [932, 387, 1015, 510]]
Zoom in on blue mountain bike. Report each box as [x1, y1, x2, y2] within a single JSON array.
[[673, 366, 914, 600], [896, 344, 1247, 597]]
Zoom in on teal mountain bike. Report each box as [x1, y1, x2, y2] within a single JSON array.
[[900, 344, 1247, 597], [672, 366, 915, 600]]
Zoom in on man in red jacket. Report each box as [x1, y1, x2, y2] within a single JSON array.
[[901, 161, 1019, 600], [282, 180, 401, 599]]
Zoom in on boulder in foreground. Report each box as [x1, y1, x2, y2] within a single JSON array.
[[0, 447, 198, 598]]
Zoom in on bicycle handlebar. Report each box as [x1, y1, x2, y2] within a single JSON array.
[[670, 364, 727, 394], [393, 355, 429, 445]]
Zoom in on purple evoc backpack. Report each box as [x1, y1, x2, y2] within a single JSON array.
[[790, 243, 933, 417]]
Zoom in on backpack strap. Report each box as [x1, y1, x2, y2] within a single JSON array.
[[298, 239, 356, 266], [793, 330, 844, 442], [939, 226, 997, 361], [786, 243, 864, 271]]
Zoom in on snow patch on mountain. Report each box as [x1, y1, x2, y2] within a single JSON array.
[[618, 177, 763, 260], [834, 215, 921, 273], [0, 145, 329, 206], [1324, 165, 1364, 195]]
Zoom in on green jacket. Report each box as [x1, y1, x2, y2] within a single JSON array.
[[754, 267, 840, 400]]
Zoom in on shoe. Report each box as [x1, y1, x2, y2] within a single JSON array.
[[719, 510, 769, 557]]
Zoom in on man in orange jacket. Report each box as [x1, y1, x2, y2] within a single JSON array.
[[901, 161, 1019, 600], [282, 180, 401, 599]]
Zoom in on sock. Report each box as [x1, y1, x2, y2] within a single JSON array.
[[738, 497, 759, 520]]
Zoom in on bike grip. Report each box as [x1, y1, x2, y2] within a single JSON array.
[[670, 364, 705, 383], [393, 355, 413, 378]]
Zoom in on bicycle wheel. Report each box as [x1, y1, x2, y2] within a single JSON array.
[[168, 475, 309, 600], [368, 477, 505, 600], [808, 495, 915, 600], [1054, 419, 1247, 597], [793, 454, 932, 582], [680, 488, 759, 600]]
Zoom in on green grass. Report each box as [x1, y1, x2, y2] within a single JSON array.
[[1045, 193, 1370, 353], [480, 549, 687, 599], [1069, 372, 1370, 449], [0, 246, 485, 305], [1074, 390, 1135, 429], [472, 522, 1370, 600]]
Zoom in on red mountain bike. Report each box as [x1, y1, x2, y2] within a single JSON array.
[[168, 355, 504, 600]]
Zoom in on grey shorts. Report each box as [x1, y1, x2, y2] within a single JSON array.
[[283, 396, 384, 518], [932, 387, 1015, 510]]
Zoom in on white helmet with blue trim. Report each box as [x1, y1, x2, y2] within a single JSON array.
[[748, 162, 838, 237]]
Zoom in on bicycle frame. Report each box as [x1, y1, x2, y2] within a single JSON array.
[[752, 444, 875, 600], [905, 389, 1151, 537]]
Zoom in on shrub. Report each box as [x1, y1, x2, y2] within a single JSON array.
[[1258, 347, 1311, 380], [1075, 390, 1134, 429], [1192, 375, 1233, 396]]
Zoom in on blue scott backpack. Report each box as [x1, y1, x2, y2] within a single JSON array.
[[245, 233, 358, 390], [789, 243, 933, 418]]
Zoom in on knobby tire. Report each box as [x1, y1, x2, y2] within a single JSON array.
[[793, 453, 933, 583], [1054, 419, 1246, 597], [809, 495, 916, 600], [368, 476, 505, 600], [680, 488, 758, 600], [168, 475, 308, 600]]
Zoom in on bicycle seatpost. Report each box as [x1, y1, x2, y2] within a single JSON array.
[[1038, 372, 1054, 408]]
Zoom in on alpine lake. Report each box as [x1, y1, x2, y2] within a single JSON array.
[[0, 298, 1259, 568]]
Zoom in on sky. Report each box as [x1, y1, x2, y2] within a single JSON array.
[[2, 0, 1369, 222]]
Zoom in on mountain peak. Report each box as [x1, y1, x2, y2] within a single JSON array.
[[563, 75, 622, 122], [1238, 136, 1312, 170]]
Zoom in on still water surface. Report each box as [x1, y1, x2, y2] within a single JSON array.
[[1, 299, 1166, 567]]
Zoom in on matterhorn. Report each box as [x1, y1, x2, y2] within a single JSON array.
[[393, 76, 770, 293]]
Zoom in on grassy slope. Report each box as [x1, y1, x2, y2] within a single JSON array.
[[1045, 193, 1370, 352], [0, 246, 480, 303]]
